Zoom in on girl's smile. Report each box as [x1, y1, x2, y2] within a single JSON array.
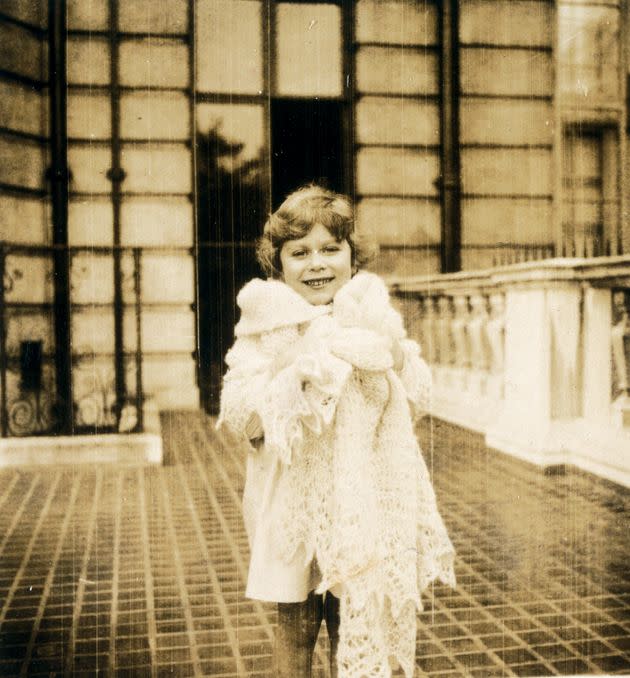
[[279, 223, 352, 305]]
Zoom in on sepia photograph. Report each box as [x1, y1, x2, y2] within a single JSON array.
[[0, 0, 629, 676]]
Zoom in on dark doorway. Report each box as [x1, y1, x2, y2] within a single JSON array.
[[271, 99, 344, 208], [196, 127, 265, 413], [196, 99, 345, 414]]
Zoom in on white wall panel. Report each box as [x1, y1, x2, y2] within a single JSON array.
[[460, 100, 553, 146], [357, 198, 440, 247], [461, 49, 552, 97], [461, 149, 552, 196], [0, 197, 48, 244], [121, 198, 193, 247], [0, 138, 45, 190], [356, 48, 438, 96], [356, 0, 437, 45], [121, 145, 192, 194], [460, 0, 552, 46], [357, 148, 439, 197], [356, 98, 439, 146]]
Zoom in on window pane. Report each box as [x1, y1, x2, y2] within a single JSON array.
[[140, 254, 194, 305], [4, 254, 52, 304], [67, 0, 108, 30], [460, 100, 553, 146], [460, 49, 552, 96], [356, 47, 438, 95], [119, 0, 188, 34], [72, 310, 115, 354], [356, 98, 438, 145], [356, 148, 439, 197], [2, 1, 44, 26], [195, 0, 262, 94], [460, 0, 551, 46], [6, 310, 54, 357], [71, 253, 114, 305], [558, 4, 620, 102], [143, 356, 196, 394], [121, 145, 192, 193], [120, 91, 189, 140], [140, 310, 195, 353], [67, 92, 111, 140], [68, 199, 113, 246], [72, 354, 117, 428], [67, 38, 110, 85], [196, 104, 264, 166], [356, 0, 437, 45], [0, 138, 45, 190], [119, 39, 188, 88], [377, 248, 440, 277], [121, 197, 193, 247], [0, 196, 47, 243], [275, 3, 342, 97], [462, 198, 552, 244], [0, 23, 42, 81], [563, 134, 601, 217], [357, 198, 440, 246], [0, 81, 44, 136], [461, 149, 551, 196], [68, 146, 112, 194], [195, 103, 265, 240]]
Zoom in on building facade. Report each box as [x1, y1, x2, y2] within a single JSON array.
[[0, 0, 627, 437]]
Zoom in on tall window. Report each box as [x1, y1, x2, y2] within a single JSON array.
[[194, 0, 345, 410], [557, 1, 623, 257]]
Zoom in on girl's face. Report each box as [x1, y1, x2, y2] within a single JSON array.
[[279, 223, 352, 305]]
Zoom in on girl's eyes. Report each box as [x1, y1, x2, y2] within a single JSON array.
[[290, 245, 341, 257]]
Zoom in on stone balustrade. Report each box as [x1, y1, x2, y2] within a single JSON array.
[[390, 256, 630, 488]]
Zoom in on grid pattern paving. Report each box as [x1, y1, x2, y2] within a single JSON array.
[[0, 412, 628, 677]]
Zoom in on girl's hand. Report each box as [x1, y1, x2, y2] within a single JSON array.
[[391, 339, 404, 371], [244, 412, 264, 440]]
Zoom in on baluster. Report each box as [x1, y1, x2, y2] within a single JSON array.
[[437, 296, 454, 368], [611, 290, 630, 397], [468, 294, 491, 390], [433, 295, 453, 391], [485, 292, 506, 400], [451, 295, 470, 369], [420, 296, 437, 365], [450, 295, 469, 393]]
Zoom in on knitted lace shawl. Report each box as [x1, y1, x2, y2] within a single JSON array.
[[218, 272, 455, 678]]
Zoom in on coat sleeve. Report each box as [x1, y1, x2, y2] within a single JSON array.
[[396, 338, 433, 417], [258, 348, 352, 465], [218, 328, 352, 465], [216, 336, 272, 447]]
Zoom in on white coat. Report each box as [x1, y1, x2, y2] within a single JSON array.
[[218, 271, 455, 678]]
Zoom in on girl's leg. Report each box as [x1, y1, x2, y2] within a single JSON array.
[[324, 592, 340, 678], [275, 590, 323, 677]]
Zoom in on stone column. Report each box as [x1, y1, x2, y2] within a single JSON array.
[[467, 293, 490, 396], [485, 292, 505, 401], [436, 295, 454, 388], [451, 294, 470, 390], [611, 290, 630, 427]]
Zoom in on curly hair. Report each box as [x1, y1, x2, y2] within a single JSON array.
[[256, 184, 377, 278]]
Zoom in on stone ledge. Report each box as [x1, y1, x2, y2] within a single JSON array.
[[388, 254, 630, 293], [0, 400, 163, 467]]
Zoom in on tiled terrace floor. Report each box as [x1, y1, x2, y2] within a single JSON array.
[[0, 411, 629, 677]]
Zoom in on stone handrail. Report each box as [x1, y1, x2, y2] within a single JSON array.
[[388, 256, 630, 488]]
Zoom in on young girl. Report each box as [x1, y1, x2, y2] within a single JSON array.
[[217, 185, 455, 678]]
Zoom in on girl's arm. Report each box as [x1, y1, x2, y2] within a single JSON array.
[[216, 336, 271, 445], [219, 324, 353, 464], [395, 338, 433, 416]]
